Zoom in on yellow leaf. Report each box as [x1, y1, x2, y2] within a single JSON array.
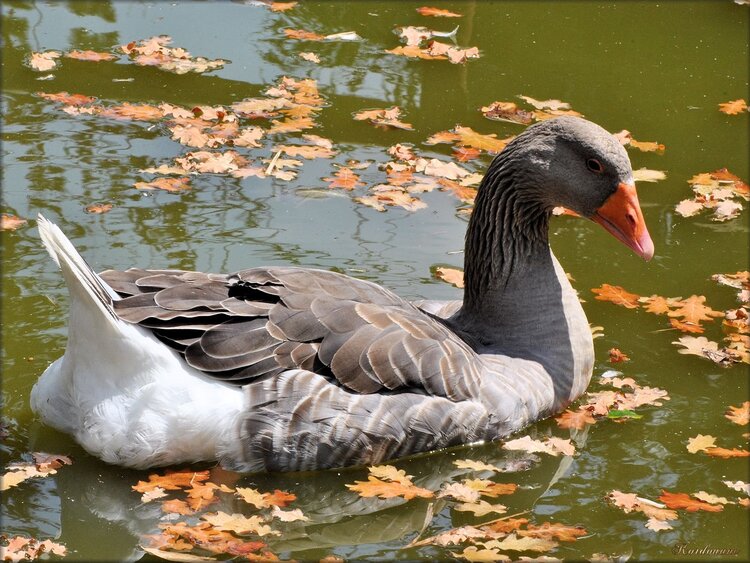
[[201, 511, 280, 536], [686, 434, 717, 453]]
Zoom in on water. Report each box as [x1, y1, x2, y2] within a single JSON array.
[[2, 1, 748, 561]]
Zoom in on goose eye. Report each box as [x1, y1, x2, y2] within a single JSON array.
[[586, 158, 604, 173]]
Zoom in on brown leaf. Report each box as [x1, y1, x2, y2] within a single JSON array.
[[1, 536, 67, 561], [435, 267, 464, 288], [84, 203, 113, 214], [323, 167, 364, 190], [134, 177, 191, 193], [519, 521, 587, 542], [718, 99, 748, 115], [416, 6, 462, 17], [639, 294, 675, 315], [65, 49, 117, 62], [669, 318, 704, 333], [1, 214, 27, 231], [37, 91, 97, 106], [659, 490, 724, 512], [161, 499, 195, 515], [29, 51, 61, 71], [299, 52, 320, 63], [132, 469, 210, 493], [480, 101, 534, 124], [726, 402, 750, 425], [667, 295, 723, 325], [158, 522, 266, 556], [518, 96, 571, 111], [283, 28, 326, 41], [346, 475, 434, 500], [686, 434, 717, 453], [608, 348, 630, 363], [483, 534, 558, 553], [201, 512, 280, 536], [591, 284, 640, 308], [628, 139, 665, 153], [454, 500, 507, 517], [269, 1, 297, 12], [555, 408, 596, 430], [705, 446, 750, 458]]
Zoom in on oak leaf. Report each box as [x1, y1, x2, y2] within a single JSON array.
[[323, 167, 364, 190], [723, 480, 750, 495], [675, 199, 704, 217], [518, 96, 571, 111], [645, 518, 673, 531], [639, 294, 677, 315], [161, 499, 194, 515], [480, 101, 534, 124], [435, 267, 464, 288], [692, 491, 733, 505], [453, 459, 500, 472], [263, 489, 297, 508], [269, 1, 298, 12], [37, 91, 96, 106], [608, 348, 630, 363], [346, 475, 434, 500], [718, 99, 748, 115], [591, 284, 640, 308], [454, 126, 512, 154], [726, 402, 750, 425], [668, 295, 723, 325], [704, 446, 750, 458], [141, 487, 168, 503], [555, 408, 596, 430], [628, 139, 665, 153], [457, 546, 509, 562], [283, 28, 326, 41], [84, 203, 113, 214], [1, 214, 27, 231], [65, 49, 116, 62], [29, 51, 61, 71], [519, 522, 587, 542], [201, 512, 280, 536], [632, 168, 666, 182], [299, 52, 320, 63], [454, 500, 508, 517], [439, 482, 481, 503], [417, 6, 462, 17], [659, 490, 724, 512], [134, 177, 191, 192], [368, 464, 413, 485], [270, 506, 308, 522], [686, 434, 717, 453], [483, 534, 558, 552], [132, 469, 209, 493], [356, 189, 427, 212]]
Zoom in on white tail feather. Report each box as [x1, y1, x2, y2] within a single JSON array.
[[37, 214, 120, 326]]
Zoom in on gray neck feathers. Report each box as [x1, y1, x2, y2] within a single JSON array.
[[462, 146, 551, 312]]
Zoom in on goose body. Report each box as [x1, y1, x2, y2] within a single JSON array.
[[32, 117, 653, 472]]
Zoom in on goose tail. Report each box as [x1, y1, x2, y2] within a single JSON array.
[[37, 214, 120, 329]]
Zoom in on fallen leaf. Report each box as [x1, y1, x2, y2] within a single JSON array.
[[675, 199, 704, 217], [705, 446, 750, 458], [723, 480, 750, 495], [686, 434, 717, 453], [65, 49, 117, 62], [483, 534, 558, 552], [139, 546, 214, 561], [480, 101, 535, 124], [417, 6, 462, 17], [84, 203, 113, 214], [628, 139, 665, 153], [659, 490, 724, 512], [299, 52, 320, 63], [457, 546, 509, 562], [591, 284, 640, 308], [0, 536, 67, 561], [555, 408, 597, 430], [519, 522, 587, 542], [439, 482, 481, 503], [134, 177, 191, 193], [518, 96, 571, 111], [283, 28, 326, 41], [1, 214, 27, 231], [270, 506, 308, 522], [29, 51, 61, 71], [201, 511, 280, 536], [718, 99, 748, 115], [37, 91, 97, 106], [132, 469, 209, 494], [608, 348, 630, 363], [453, 459, 500, 472], [633, 168, 667, 182], [323, 167, 364, 190], [692, 491, 733, 505], [141, 487, 168, 503], [161, 499, 195, 515], [645, 518, 673, 531], [502, 436, 573, 456], [726, 402, 750, 425], [454, 500, 508, 517], [435, 267, 464, 288], [269, 1, 297, 12]]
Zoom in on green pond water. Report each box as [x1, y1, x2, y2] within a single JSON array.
[[2, 1, 749, 561]]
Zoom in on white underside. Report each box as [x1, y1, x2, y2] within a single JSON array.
[[32, 215, 245, 469]]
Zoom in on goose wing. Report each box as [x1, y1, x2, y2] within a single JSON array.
[[100, 266, 483, 399]]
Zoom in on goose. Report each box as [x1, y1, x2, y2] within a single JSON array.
[[32, 116, 653, 473]]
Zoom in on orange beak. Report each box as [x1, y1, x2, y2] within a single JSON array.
[[592, 182, 654, 261]]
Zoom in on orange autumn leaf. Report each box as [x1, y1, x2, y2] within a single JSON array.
[[628, 139, 665, 153], [65, 49, 117, 62], [555, 408, 597, 430], [161, 498, 195, 515], [346, 475, 434, 500], [667, 295, 724, 325], [705, 446, 750, 459], [454, 126, 512, 154], [608, 348, 630, 363], [101, 102, 164, 121], [639, 294, 675, 315], [1, 214, 27, 231], [425, 130, 462, 145], [157, 522, 267, 556], [438, 178, 477, 204], [726, 402, 750, 425], [435, 267, 464, 288], [518, 522, 587, 542], [480, 101, 534, 125], [323, 167, 364, 190], [669, 318, 704, 334], [132, 469, 209, 493], [264, 489, 297, 508], [591, 284, 641, 308], [452, 146, 482, 162], [134, 177, 191, 193], [37, 91, 97, 106], [718, 99, 748, 115], [269, 1, 298, 11], [659, 490, 724, 512], [283, 28, 326, 41], [416, 6, 462, 17], [84, 203, 113, 214]]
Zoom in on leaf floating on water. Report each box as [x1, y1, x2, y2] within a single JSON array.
[[346, 465, 434, 500], [502, 436, 574, 457], [65, 49, 117, 62], [591, 284, 640, 308], [0, 214, 27, 231], [704, 446, 750, 459], [36, 91, 97, 106], [676, 168, 748, 222], [417, 6, 463, 17], [120, 36, 226, 74], [517, 95, 571, 111], [633, 168, 667, 182], [723, 480, 750, 495], [353, 106, 413, 130], [435, 266, 464, 288], [201, 511, 280, 536], [135, 177, 192, 193], [29, 51, 61, 71], [299, 51, 320, 63], [725, 402, 750, 425], [132, 469, 210, 494], [0, 536, 67, 561], [608, 348, 630, 363], [718, 98, 748, 115], [555, 408, 597, 430], [686, 434, 717, 454], [84, 203, 113, 214], [659, 490, 724, 512]]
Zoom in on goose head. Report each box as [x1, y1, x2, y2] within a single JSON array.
[[501, 116, 654, 261]]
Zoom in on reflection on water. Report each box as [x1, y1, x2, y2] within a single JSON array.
[[2, 0, 748, 561]]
